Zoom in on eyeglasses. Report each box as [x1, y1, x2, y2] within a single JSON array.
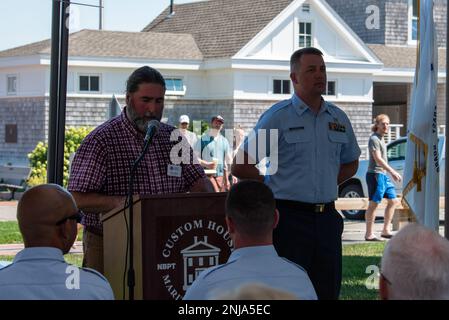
[[56, 210, 83, 225], [380, 272, 392, 286]]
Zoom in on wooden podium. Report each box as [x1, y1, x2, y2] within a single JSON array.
[[101, 192, 232, 300]]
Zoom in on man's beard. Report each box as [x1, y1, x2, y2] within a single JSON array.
[[126, 104, 161, 133]]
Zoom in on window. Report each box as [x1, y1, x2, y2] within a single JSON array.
[[301, 3, 311, 13], [165, 78, 184, 92], [79, 75, 100, 92], [5, 124, 17, 143], [7, 75, 17, 95], [387, 139, 406, 162], [299, 22, 312, 48], [326, 81, 336, 96], [273, 79, 290, 94], [409, 0, 418, 42]]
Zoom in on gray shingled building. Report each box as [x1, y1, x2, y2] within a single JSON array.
[[0, 0, 446, 166]]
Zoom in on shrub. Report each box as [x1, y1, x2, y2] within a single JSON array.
[[28, 127, 92, 187], [187, 120, 209, 136]]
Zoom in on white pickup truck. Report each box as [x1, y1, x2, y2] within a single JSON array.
[[338, 135, 445, 220]]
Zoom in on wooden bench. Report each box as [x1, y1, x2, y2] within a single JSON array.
[[335, 197, 445, 231], [0, 165, 31, 200]]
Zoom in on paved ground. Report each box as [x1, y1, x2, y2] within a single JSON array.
[[0, 201, 18, 221], [0, 201, 446, 256]]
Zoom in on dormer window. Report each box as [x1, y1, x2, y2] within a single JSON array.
[[299, 22, 312, 48]]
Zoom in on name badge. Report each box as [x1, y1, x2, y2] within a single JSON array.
[[328, 122, 346, 133], [289, 126, 305, 131], [168, 164, 182, 178]]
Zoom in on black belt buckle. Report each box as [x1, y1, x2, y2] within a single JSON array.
[[314, 204, 325, 213]]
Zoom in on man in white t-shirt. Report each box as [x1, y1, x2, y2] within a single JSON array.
[[178, 114, 198, 148]]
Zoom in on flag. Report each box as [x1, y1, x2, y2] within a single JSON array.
[[402, 0, 439, 230], [108, 94, 122, 119]]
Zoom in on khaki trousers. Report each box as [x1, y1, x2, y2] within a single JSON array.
[[82, 229, 104, 274]]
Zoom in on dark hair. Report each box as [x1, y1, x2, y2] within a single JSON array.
[[225, 180, 275, 237], [290, 47, 323, 72], [126, 66, 165, 94]]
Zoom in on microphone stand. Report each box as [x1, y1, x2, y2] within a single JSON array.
[[126, 136, 152, 300]]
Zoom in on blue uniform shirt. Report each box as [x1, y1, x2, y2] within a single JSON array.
[[183, 245, 317, 300], [242, 94, 361, 203], [0, 247, 114, 300]]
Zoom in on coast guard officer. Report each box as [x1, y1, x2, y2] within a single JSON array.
[[0, 184, 114, 300], [232, 47, 361, 300], [183, 180, 317, 300]]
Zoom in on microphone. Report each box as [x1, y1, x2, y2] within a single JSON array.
[[125, 119, 159, 300], [144, 119, 160, 145]]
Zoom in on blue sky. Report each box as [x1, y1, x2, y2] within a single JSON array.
[[0, 0, 199, 51]]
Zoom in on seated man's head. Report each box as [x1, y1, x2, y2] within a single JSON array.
[[225, 180, 278, 248], [17, 184, 80, 254], [380, 223, 449, 300]]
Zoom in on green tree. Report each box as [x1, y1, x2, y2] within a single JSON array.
[[28, 127, 92, 187]]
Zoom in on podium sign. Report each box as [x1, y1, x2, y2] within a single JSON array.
[[102, 192, 232, 300]]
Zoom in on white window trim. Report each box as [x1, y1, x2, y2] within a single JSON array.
[[408, 0, 418, 45], [271, 77, 291, 95], [323, 79, 337, 98], [297, 20, 314, 49], [6, 74, 18, 96], [77, 73, 101, 93], [164, 76, 186, 96]]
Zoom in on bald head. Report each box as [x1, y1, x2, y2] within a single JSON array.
[[381, 223, 449, 299], [17, 184, 78, 250]]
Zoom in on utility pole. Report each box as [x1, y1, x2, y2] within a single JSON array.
[[47, 0, 70, 186]]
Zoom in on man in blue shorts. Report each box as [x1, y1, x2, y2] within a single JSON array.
[[365, 114, 402, 241]]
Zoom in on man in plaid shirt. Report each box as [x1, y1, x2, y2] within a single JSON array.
[[68, 66, 213, 273]]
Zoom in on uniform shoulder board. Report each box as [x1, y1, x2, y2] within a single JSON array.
[[270, 99, 291, 113], [81, 266, 109, 282], [259, 99, 291, 122], [280, 257, 307, 273], [202, 259, 237, 279]]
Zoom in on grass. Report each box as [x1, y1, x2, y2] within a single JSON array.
[[0, 221, 22, 244], [1, 254, 83, 267], [0, 221, 83, 244], [340, 242, 386, 300]]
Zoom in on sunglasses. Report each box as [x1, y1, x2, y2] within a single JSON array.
[[56, 210, 83, 226]]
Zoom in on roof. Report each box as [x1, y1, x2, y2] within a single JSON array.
[[368, 44, 446, 70], [142, 0, 295, 59], [0, 29, 203, 60], [181, 240, 221, 253]]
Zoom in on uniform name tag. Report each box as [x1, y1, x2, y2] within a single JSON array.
[[168, 164, 182, 178], [328, 122, 346, 133], [289, 126, 304, 131]]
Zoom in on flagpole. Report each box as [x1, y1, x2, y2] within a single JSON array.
[[445, 1, 448, 240]]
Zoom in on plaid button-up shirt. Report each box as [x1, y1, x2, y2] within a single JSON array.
[[67, 108, 206, 233]]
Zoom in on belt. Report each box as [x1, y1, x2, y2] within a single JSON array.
[[276, 199, 335, 213]]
